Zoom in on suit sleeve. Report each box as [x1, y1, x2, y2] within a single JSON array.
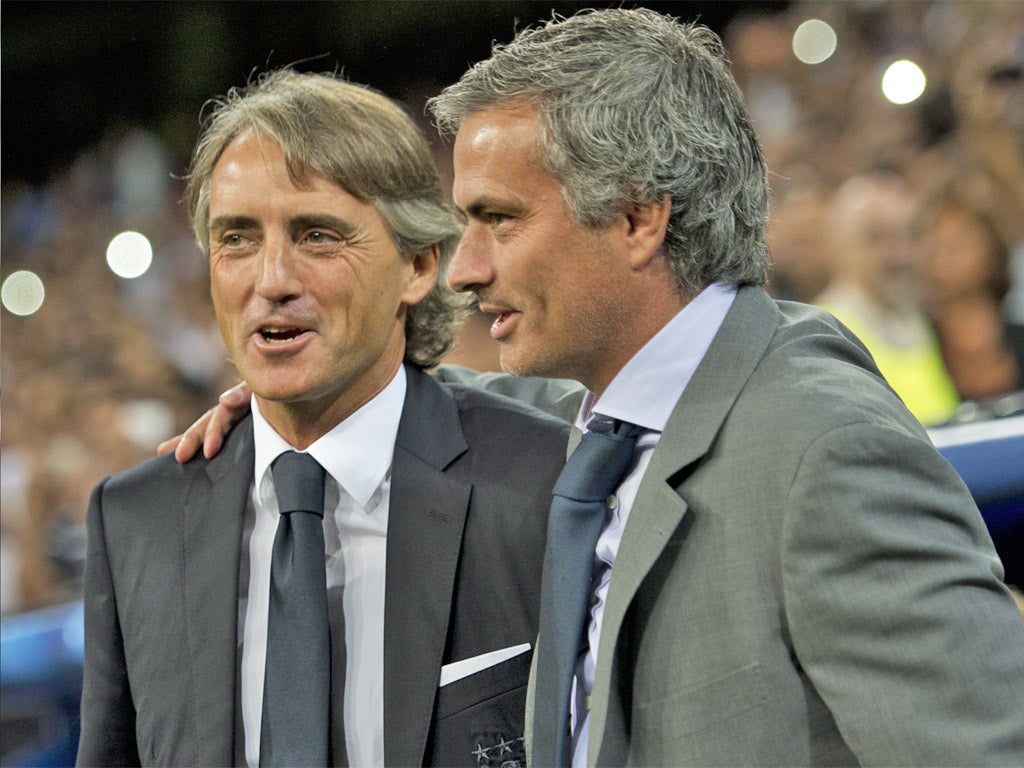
[[432, 364, 584, 423], [783, 421, 1024, 766], [77, 478, 141, 767]]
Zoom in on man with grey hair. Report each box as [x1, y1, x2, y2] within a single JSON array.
[[428, 7, 1024, 767], [78, 69, 568, 767], [171, 9, 1024, 767]]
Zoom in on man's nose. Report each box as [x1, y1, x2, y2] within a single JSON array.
[[447, 227, 496, 294], [255, 237, 301, 302]]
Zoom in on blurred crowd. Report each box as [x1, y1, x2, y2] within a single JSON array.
[[736, 0, 1024, 426], [2, 0, 1023, 614]]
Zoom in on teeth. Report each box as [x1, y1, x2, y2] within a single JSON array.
[[261, 327, 303, 341]]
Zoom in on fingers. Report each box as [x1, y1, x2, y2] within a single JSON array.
[[201, 383, 252, 459], [202, 407, 229, 460], [220, 382, 252, 408], [158, 383, 252, 463], [157, 435, 182, 457], [173, 407, 218, 463]]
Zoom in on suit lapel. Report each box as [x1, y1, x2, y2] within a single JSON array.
[[589, 287, 781, 763], [182, 418, 254, 766], [384, 368, 471, 766]]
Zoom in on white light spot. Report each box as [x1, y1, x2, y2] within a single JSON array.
[[2, 270, 46, 316], [882, 59, 927, 104], [793, 19, 838, 65], [106, 231, 153, 279], [117, 399, 177, 448]]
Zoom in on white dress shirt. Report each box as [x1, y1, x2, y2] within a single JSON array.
[[570, 284, 736, 767], [242, 366, 407, 768]]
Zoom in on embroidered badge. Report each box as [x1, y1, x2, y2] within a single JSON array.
[[471, 734, 525, 767]]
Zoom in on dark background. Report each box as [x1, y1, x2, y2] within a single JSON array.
[[2, 1, 787, 186]]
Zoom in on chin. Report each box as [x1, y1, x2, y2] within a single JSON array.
[[499, 349, 562, 381], [247, 377, 315, 404], [498, 346, 537, 378]]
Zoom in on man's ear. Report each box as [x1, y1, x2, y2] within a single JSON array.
[[624, 196, 672, 270], [401, 244, 441, 305]]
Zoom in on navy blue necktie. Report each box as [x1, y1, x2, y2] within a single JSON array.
[[261, 451, 330, 767], [532, 417, 641, 767]]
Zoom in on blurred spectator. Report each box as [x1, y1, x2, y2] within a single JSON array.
[[111, 127, 173, 224], [814, 172, 960, 426], [919, 188, 1024, 401], [766, 179, 834, 303], [914, 7, 1024, 324]]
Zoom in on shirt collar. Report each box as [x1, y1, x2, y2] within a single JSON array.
[[577, 282, 737, 432], [252, 365, 407, 508]]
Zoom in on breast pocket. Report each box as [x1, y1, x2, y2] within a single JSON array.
[[632, 663, 777, 766], [431, 650, 532, 767]]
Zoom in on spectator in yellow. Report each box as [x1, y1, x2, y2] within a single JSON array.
[[815, 172, 959, 425]]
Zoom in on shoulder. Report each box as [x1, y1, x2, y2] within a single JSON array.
[[445, 379, 570, 430], [444, 377, 569, 445], [735, 297, 930, 442], [419, 367, 571, 464], [411, 365, 571, 442], [443, 381, 571, 469], [401, 367, 569, 473], [95, 414, 254, 508], [96, 451, 192, 504], [432, 364, 585, 423], [86, 452, 195, 549]]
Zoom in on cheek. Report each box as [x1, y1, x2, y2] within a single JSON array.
[[209, 276, 236, 319], [209, 270, 248, 337], [208, 277, 226, 317]]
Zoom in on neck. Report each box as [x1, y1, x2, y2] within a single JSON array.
[[257, 360, 403, 449], [584, 286, 690, 396]]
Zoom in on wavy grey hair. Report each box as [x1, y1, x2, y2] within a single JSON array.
[[428, 8, 769, 298], [186, 68, 469, 369]]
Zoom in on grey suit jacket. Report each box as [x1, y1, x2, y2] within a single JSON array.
[[77, 366, 569, 767], [520, 286, 1024, 766]]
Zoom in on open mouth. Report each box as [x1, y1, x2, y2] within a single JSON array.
[[260, 326, 307, 342], [489, 310, 520, 339]]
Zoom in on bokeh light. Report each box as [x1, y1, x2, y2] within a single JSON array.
[[882, 59, 927, 104], [106, 231, 153, 279], [2, 270, 46, 316], [792, 19, 838, 65]]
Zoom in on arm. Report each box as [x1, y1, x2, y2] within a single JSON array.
[[77, 479, 142, 767], [432, 364, 585, 423], [784, 422, 1024, 765]]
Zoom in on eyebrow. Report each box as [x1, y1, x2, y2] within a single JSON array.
[[460, 198, 518, 221], [208, 213, 361, 238], [209, 215, 259, 234], [288, 214, 360, 239]]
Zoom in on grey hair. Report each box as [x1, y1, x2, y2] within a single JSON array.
[[186, 68, 470, 369], [428, 8, 769, 298]]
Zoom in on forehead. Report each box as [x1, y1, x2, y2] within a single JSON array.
[[451, 105, 559, 206], [207, 130, 396, 242], [210, 131, 360, 210], [212, 131, 314, 194]]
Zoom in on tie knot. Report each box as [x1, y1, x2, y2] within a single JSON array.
[[272, 451, 327, 518], [586, 416, 640, 438], [552, 418, 641, 502]]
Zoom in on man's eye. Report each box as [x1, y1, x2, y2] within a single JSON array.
[[306, 230, 337, 244], [224, 233, 245, 246]]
